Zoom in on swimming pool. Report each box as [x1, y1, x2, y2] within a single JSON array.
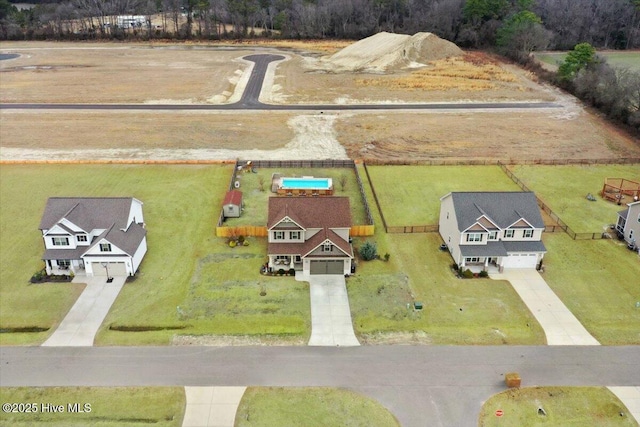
[[280, 177, 333, 190]]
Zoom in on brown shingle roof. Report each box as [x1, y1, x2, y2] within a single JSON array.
[[223, 190, 243, 206], [267, 197, 351, 229]]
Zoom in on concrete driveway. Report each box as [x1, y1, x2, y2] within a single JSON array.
[[42, 275, 125, 347], [298, 274, 360, 347], [491, 269, 599, 345], [182, 387, 246, 427]]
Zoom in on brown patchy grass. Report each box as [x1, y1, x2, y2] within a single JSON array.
[[275, 51, 554, 103], [0, 111, 293, 150], [0, 45, 251, 103], [336, 111, 640, 161], [357, 53, 520, 91]]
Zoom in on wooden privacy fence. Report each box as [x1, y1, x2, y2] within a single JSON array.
[[386, 225, 439, 234], [350, 225, 375, 236], [216, 224, 374, 237]]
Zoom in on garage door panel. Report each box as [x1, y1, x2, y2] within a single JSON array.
[[503, 254, 537, 269], [92, 262, 127, 276], [310, 260, 344, 275]]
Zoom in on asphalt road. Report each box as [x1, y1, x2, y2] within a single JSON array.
[[2, 345, 639, 426], [0, 54, 562, 112]]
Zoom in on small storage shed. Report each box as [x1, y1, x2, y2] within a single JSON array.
[[223, 190, 243, 218]]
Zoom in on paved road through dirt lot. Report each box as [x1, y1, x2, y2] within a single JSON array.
[[0, 54, 561, 112]]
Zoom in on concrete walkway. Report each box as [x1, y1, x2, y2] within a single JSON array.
[[608, 387, 640, 424], [182, 387, 246, 427], [42, 276, 125, 347], [490, 270, 599, 345], [297, 273, 360, 347]]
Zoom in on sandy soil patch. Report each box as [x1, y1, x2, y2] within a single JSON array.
[[0, 113, 349, 161], [335, 110, 640, 161], [0, 46, 255, 103]]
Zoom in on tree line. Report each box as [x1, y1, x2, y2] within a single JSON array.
[[1, 0, 639, 50]]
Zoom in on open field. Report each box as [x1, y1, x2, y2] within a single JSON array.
[[0, 45, 256, 104], [366, 166, 522, 226], [479, 387, 636, 426], [236, 387, 399, 427], [542, 234, 640, 345], [0, 387, 185, 426], [535, 50, 640, 72], [224, 167, 368, 226], [274, 51, 556, 104], [0, 164, 311, 346], [336, 111, 640, 161], [509, 164, 640, 233], [0, 111, 294, 150]]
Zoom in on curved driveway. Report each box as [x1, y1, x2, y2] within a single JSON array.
[[2, 345, 639, 426], [0, 54, 562, 112]]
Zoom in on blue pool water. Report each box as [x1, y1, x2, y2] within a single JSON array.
[[281, 178, 331, 190]]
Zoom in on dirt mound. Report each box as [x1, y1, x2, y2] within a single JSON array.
[[323, 32, 463, 73]]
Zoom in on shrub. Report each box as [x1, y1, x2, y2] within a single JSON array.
[[238, 235, 245, 243], [479, 270, 489, 278], [462, 269, 474, 279], [288, 268, 295, 276], [383, 253, 390, 262], [30, 269, 45, 283], [243, 240, 249, 246], [278, 268, 285, 276], [359, 241, 378, 261], [229, 240, 237, 248], [451, 262, 458, 270]]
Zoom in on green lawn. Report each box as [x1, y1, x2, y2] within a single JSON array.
[[479, 387, 637, 427], [542, 234, 640, 345], [224, 167, 368, 226], [0, 165, 310, 346], [350, 165, 545, 345], [366, 166, 521, 226], [235, 387, 399, 427], [0, 387, 184, 426], [535, 51, 640, 72], [510, 164, 640, 233]]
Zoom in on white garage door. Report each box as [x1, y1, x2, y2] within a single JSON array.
[[503, 253, 538, 269], [92, 262, 127, 277]]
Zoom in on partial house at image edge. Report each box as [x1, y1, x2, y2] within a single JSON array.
[[39, 197, 147, 277], [267, 196, 354, 275], [439, 192, 546, 272], [615, 200, 640, 252]]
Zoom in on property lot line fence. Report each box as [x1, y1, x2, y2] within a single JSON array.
[[386, 225, 439, 234], [216, 159, 375, 236], [362, 158, 640, 166], [362, 162, 388, 233], [498, 162, 609, 241]]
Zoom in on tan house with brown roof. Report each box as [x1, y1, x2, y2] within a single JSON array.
[[267, 196, 354, 275]]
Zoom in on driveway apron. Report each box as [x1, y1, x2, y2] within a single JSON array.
[[182, 387, 246, 427], [42, 276, 125, 347], [491, 270, 599, 345], [298, 274, 360, 347]]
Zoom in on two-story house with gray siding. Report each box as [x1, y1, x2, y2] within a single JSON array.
[[439, 192, 546, 272], [267, 197, 353, 276]]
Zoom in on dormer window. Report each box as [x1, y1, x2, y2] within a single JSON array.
[[504, 229, 515, 238], [523, 229, 534, 238], [52, 237, 69, 246], [323, 243, 332, 252], [77, 235, 87, 242], [100, 243, 112, 252], [488, 231, 498, 240], [466, 233, 483, 242]]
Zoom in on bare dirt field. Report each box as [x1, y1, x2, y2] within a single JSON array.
[[1, 41, 638, 162], [0, 45, 255, 103]]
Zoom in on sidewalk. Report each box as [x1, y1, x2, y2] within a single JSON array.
[[42, 276, 125, 347], [182, 387, 246, 427]]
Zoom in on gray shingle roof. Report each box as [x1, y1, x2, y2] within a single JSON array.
[[460, 240, 546, 257], [39, 197, 135, 231], [451, 192, 544, 231]]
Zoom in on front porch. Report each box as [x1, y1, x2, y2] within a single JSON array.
[[45, 258, 86, 277], [460, 256, 501, 274], [267, 255, 303, 273]]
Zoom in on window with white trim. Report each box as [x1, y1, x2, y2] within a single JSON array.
[[523, 229, 534, 238], [323, 243, 332, 252], [466, 233, 483, 242], [504, 229, 515, 238], [57, 259, 71, 268], [289, 231, 301, 240], [52, 237, 69, 246], [488, 231, 498, 240], [99, 243, 112, 252], [274, 231, 284, 240], [77, 235, 87, 242], [465, 257, 481, 263]]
